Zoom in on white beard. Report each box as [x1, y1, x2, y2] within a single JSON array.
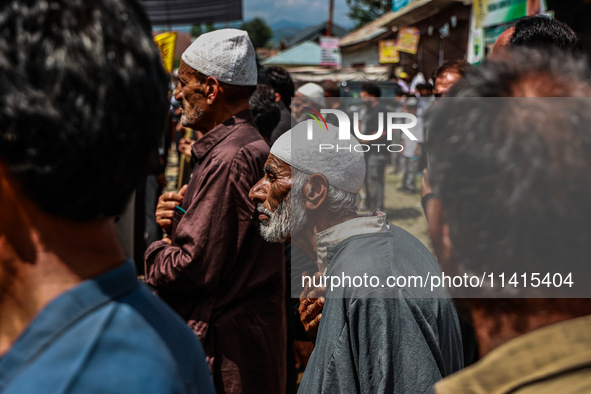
[[257, 191, 308, 243]]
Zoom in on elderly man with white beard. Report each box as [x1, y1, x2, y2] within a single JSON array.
[[249, 121, 464, 393]]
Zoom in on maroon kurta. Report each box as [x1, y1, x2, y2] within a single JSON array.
[[145, 111, 286, 393]]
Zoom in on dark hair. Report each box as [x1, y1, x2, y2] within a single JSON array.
[[416, 82, 433, 94], [220, 82, 257, 104], [249, 84, 280, 141], [510, 15, 582, 52], [361, 83, 381, 97], [0, 0, 169, 221], [320, 80, 340, 98], [416, 83, 433, 92], [432, 60, 472, 82], [428, 48, 591, 298], [265, 66, 294, 109]]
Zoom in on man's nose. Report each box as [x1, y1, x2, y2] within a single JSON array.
[[249, 178, 267, 203]]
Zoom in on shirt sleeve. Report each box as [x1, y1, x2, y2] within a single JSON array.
[[144, 151, 255, 293]]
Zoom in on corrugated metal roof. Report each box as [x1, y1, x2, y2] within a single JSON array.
[[339, 0, 464, 48], [339, 11, 400, 48], [139, 0, 242, 26], [262, 41, 321, 66]]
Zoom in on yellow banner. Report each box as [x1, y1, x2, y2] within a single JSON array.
[[395, 27, 420, 55], [379, 40, 399, 63], [154, 31, 177, 73]]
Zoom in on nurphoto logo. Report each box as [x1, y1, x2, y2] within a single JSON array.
[[306, 109, 419, 153]]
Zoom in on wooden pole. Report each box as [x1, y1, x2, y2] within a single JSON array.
[[177, 127, 193, 189], [327, 0, 334, 36]]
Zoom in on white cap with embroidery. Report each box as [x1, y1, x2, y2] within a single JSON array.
[[270, 121, 366, 193], [182, 29, 257, 86]]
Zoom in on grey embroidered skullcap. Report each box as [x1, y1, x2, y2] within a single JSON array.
[[270, 121, 365, 193], [296, 82, 325, 106], [182, 29, 257, 86]]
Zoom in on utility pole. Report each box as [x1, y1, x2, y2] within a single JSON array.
[[327, 0, 334, 36]]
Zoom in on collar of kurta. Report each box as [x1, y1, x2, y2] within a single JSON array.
[[434, 314, 591, 394], [191, 110, 254, 161], [315, 211, 389, 275]]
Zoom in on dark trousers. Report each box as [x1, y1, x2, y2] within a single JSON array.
[[365, 154, 387, 211]]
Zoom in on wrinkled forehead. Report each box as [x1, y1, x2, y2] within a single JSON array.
[[265, 154, 292, 176], [177, 60, 201, 82]]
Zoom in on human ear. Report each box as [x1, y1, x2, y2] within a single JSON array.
[[303, 174, 328, 211], [206, 77, 219, 104]]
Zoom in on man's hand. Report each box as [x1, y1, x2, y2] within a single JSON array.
[[298, 271, 326, 341], [178, 137, 195, 157], [155, 185, 188, 234], [293, 340, 315, 371]]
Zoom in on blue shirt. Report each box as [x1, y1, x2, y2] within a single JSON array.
[[0, 261, 215, 394]]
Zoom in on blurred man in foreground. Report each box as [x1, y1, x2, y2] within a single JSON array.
[[492, 14, 582, 55], [0, 0, 213, 392], [428, 48, 591, 393], [250, 121, 463, 393]]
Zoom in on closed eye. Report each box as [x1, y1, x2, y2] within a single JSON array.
[[264, 164, 277, 181]]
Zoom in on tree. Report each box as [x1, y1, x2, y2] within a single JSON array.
[[190, 23, 215, 38], [347, 0, 392, 30], [240, 18, 273, 49]]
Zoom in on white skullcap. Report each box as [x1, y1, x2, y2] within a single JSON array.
[[296, 82, 325, 106], [271, 121, 365, 193], [182, 29, 257, 86]]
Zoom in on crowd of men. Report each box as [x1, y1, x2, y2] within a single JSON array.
[[0, 1, 590, 393]]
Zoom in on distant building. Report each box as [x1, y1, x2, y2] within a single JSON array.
[[256, 48, 278, 61], [263, 40, 392, 83], [263, 41, 321, 67], [340, 0, 471, 80]]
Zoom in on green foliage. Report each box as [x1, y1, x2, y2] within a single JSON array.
[[240, 17, 273, 49], [190, 23, 216, 38], [347, 0, 392, 30]]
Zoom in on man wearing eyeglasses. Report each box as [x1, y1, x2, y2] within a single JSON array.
[[145, 29, 286, 394]]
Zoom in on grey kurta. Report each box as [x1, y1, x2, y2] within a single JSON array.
[[298, 218, 463, 393]]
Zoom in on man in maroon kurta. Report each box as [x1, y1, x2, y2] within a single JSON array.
[[145, 29, 286, 393]]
